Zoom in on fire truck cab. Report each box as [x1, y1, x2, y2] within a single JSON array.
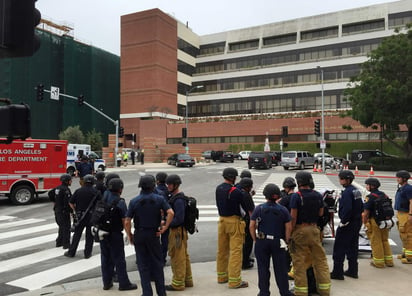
[[0, 139, 67, 205]]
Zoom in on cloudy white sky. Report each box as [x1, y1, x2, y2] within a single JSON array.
[[36, 0, 397, 55]]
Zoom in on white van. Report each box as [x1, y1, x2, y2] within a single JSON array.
[[67, 144, 106, 175]]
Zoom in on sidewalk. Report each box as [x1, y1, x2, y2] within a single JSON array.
[[11, 255, 409, 296], [105, 160, 212, 172]]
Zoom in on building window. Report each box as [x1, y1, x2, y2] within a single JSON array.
[[389, 11, 412, 28], [342, 19, 385, 35], [178, 38, 199, 57], [228, 39, 259, 52], [301, 26, 338, 41], [263, 33, 297, 46], [199, 42, 225, 56]]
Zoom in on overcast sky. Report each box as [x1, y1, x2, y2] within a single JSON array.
[[36, 0, 397, 55]]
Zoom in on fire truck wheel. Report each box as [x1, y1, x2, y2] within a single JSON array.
[[10, 185, 35, 205]]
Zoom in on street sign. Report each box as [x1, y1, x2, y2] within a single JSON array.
[[50, 86, 59, 100], [320, 140, 326, 149]]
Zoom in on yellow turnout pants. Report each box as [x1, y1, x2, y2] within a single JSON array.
[[397, 212, 412, 260], [366, 219, 393, 267]]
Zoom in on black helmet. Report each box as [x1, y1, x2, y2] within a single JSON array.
[[222, 167, 238, 180], [166, 174, 182, 186], [83, 174, 95, 185], [105, 173, 120, 187], [295, 172, 313, 186], [139, 175, 156, 190], [282, 177, 296, 189], [263, 184, 281, 199], [396, 170, 411, 179], [156, 172, 168, 183], [95, 171, 105, 181], [108, 178, 124, 192], [60, 173, 72, 183], [338, 170, 354, 181], [239, 177, 253, 189], [365, 177, 381, 188], [81, 155, 88, 161], [240, 170, 252, 179]]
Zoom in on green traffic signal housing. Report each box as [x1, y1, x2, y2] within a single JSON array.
[[36, 84, 44, 101], [314, 119, 321, 137], [78, 95, 85, 106]]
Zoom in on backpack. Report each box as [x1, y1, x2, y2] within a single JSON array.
[[371, 193, 394, 222], [170, 194, 199, 234], [90, 196, 121, 232]]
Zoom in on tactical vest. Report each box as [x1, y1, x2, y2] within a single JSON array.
[[133, 194, 162, 230], [258, 202, 284, 237], [297, 190, 321, 224]]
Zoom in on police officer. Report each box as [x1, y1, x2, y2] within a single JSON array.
[[155, 172, 169, 264], [363, 177, 394, 268], [65, 174, 100, 258], [394, 170, 412, 264], [330, 170, 363, 279], [76, 155, 94, 186], [289, 171, 330, 296], [49, 173, 73, 249], [165, 174, 194, 291], [95, 171, 106, 195], [99, 178, 137, 291], [250, 183, 293, 296], [125, 175, 174, 296], [237, 177, 255, 269], [279, 177, 297, 211], [216, 167, 249, 289]]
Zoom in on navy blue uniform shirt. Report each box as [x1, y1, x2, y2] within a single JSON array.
[[251, 201, 291, 238], [216, 183, 247, 217], [338, 184, 363, 224]]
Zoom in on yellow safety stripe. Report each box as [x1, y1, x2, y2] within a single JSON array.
[[318, 282, 331, 290], [217, 272, 227, 277], [228, 277, 242, 283], [172, 279, 185, 287], [384, 255, 393, 260], [405, 250, 412, 256], [295, 286, 309, 293], [373, 257, 385, 263]]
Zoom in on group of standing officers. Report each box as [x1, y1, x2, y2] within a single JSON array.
[[49, 164, 412, 296]]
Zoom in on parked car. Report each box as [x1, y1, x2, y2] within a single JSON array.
[[211, 150, 234, 162], [350, 149, 398, 163], [248, 151, 273, 169], [314, 152, 334, 163], [269, 151, 282, 166], [167, 153, 195, 167], [202, 150, 212, 159], [234, 150, 252, 160], [280, 151, 316, 170]]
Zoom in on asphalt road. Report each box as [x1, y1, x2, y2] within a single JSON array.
[[0, 160, 403, 295]]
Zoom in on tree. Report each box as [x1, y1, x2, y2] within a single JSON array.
[[345, 25, 412, 157], [58, 125, 84, 144], [85, 129, 103, 153]]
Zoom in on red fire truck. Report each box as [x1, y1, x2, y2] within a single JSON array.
[[0, 139, 68, 205]]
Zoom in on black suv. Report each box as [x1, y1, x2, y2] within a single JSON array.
[[269, 151, 282, 166], [248, 152, 273, 169], [211, 150, 234, 163]]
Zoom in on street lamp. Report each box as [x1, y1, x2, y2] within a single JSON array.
[[317, 66, 325, 172], [185, 85, 204, 153]]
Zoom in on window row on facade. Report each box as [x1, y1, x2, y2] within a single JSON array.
[[196, 38, 380, 74]]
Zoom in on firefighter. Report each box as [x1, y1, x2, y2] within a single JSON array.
[[394, 170, 412, 264], [250, 183, 293, 296], [125, 175, 174, 296], [49, 173, 73, 249], [289, 171, 330, 296], [363, 177, 394, 268], [331, 170, 363, 279], [216, 167, 249, 289], [165, 174, 194, 291]]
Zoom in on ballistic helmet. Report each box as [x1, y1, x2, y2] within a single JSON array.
[[105, 173, 120, 187], [263, 184, 281, 199], [166, 174, 182, 186], [239, 177, 253, 189], [295, 171, 313, 186], [83, 174, 95, 185], [60, 173, 72, 183], [81, 155, 88, 161], [338, 170, 355, 181], [156, 172, 168, 183], [365, 178, 381, 188], [139, 175, 156, 190], [222, 167, 238, 180], [108, 178, 124, 192], [396, 170, 411, 179], [95, 171, 105, 181], [240, 170, 252, 179], [282, 177, 296, 189]]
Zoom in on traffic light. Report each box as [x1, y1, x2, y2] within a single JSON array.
[[118, 126, 124, 138], [314, 119, 321, 136], [282, 126, 288, 138], [182, 127, 187, 138], [0, 103, 31, 141], [77, 95, 84, 106], [0, 0, 41, 58], [36, 84, 44, 101], [182, 141, 187, 147]]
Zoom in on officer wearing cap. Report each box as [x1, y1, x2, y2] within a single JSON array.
[[331, 170, 363, 279], [394, 170, 412, 264], [49, 174, 73, 249], [250, 183, 293, 296], [216, 167, 249, 289], [363, 177, 394, 268], [65, 174, 101, 258], [289, 171, 330, 296], [125, 175, 174, 296], [99, 178, 137, 291]]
